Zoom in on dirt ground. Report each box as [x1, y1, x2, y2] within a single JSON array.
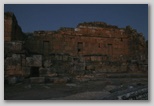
[[4, 78, 148, 100]]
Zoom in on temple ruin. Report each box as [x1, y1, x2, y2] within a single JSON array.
[[4, 12, 148, 84]]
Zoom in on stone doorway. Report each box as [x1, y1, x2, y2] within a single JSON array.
[[30, 67, 39, 77]]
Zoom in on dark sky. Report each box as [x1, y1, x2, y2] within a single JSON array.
[[4, 4, 148, 40]]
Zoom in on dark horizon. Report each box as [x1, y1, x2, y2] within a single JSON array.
[[4, 4, 148, 40]]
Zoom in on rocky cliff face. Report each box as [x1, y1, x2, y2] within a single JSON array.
[[4, 12, 23, 41]]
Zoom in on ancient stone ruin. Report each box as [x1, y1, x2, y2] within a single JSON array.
[[4, 12, 148, 85]]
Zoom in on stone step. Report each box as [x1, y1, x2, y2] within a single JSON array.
[[106, 73, 148, 78], [93, 72, 148, 78]]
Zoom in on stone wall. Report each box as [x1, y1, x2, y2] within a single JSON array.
[[24, 22, 146, 62], [4, 12, 23, 42], [4, 12, 148, 84]]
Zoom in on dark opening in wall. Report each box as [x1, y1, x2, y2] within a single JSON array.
[[30, 67, 39, 77], [98, 43, 101, 48], [77, 42, 83, 53], [121, 38, 123, 41], [43, 41, 49, 56], [78, 49, 81, 52]]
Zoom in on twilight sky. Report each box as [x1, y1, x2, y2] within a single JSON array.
[[4, 4, 148, 40]]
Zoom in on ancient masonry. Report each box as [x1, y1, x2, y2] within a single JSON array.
[[4, 12, 148, 84]]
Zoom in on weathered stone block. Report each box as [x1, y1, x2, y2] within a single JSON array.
[[26, 55, 42, 67], [22, 67, 31, 77], [120, 65, 127, 72], [30, 77, 45, 84], [128, 64, 139, 72], [47, 73, 58, 77], [8, 76, 17, 84], [63, 55, 68, 61], [5, 54, 21, 67], [75, 76, 90, 82], [39, 68, 47, 77], [85, 65, 95, 70], [5, 64, 23, 76], [12, 54, 21, 60], [53, 77, 69, 84], [44, 60, 52, 68], [39, 68, 58, 77]]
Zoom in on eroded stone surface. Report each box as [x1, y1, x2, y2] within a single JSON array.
[[4, 12, 148, 84], [4, 12, 23, 41]]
